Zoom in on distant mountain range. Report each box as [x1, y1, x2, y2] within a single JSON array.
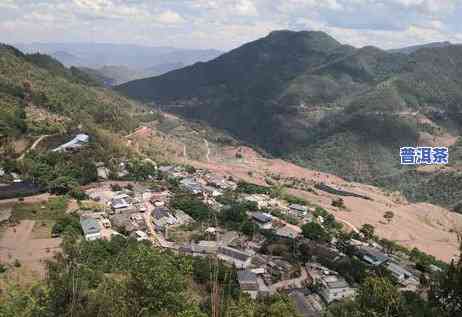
[[388, 41, 453, 54], [117, 30, 462, 209], [15, 42, 223, 85], [78, 63, 187, 86]]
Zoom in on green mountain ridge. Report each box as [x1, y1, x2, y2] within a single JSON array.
[[116, 30, 462, 209]]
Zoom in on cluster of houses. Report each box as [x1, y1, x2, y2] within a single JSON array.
[[73, 162, 432, 317]]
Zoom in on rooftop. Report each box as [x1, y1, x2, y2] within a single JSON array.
[[152, 207, 170, 220], [80, 218, 101, 235], [219, 246, 251, 262], [289, 204, 308, 212], [359, 246, 389, 264], [252, 212, 272, 223], [52, 133, 89, 152], [386, 262, 413, 277], [237, 270, 257, 284]]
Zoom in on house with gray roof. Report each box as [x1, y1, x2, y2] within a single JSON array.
[[289, 204, 308, 216], [358, 246, 389, 266], [252, 212, 272, 229], [386, 262, 414, 283], [237, 270, 259, 298], [80, 218, 101, 241], [218, 246, 253, 269]]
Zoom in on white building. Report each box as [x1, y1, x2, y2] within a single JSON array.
[[318, 275, 356, 303], [53, 133, 89, 152], [307, 263, 355, 304]]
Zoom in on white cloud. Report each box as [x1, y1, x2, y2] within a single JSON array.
[[0, 0, 460, 50], [156, 10, 185, 24], [235, 0, 259, 16]]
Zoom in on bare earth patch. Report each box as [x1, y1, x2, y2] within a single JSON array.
[[185, 144, 462, 262], [0, 220, 61, 277]]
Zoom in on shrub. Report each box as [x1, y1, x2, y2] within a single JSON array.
[[331, 198, 346, 208]]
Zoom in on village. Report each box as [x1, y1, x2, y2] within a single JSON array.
[[71, 162, 436, 317], [0, 133, 448, 317]]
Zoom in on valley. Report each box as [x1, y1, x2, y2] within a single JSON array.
[[1, 30, 462, 317]]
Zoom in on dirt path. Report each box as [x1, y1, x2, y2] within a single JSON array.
[[17, 135, 49, 161], [204, 139, 210, 162]]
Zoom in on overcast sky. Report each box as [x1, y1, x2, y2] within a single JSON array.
[[0, 0, 461, 50]]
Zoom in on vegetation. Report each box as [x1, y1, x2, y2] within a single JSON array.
[[331, 198, 346, 208], [0, 234, 300, 316], [326, 246, 462, 317], [326, 276, 438, 317], [20, 150, 97, 193], [236, 181, 272, 195], [301, 222, 331, 243], [10, 196, 68, 221], [384, 211, 395, 224], [360, 224, 376, 241], [124, 158, 157, 181], [51, 214, 82, 237], [117, 31, 462, 208], [171, 192, 214, 221], [0, 44, 154, 176]]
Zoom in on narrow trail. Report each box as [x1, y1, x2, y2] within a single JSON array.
[[204, 139, 210, 162], [335, 217, 360, 234], [17, 135, 49, 161]]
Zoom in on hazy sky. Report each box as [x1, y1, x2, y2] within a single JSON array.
[[1, 0, 461, 50]]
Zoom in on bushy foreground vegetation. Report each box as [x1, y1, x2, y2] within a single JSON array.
[[0, 235, 300, 317]]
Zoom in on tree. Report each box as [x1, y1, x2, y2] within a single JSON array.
[[301, 222, 331, 243], [384, 211, 395, 224], [241, 221, 257, 238], [332, 198, 346, 208], [326, 277, 403, 317], [48, 176, 79, 195], [430, 256, 462, 317], [360, 224, 375, 240]]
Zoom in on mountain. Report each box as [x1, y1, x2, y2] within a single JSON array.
[[0, 43, 239, 191], [51, 51, 82, 66], [14, 42, 223, 86], [78, 62, 187, 86], [15, 42, 222, 69], [389, 41, 453, 54], [117, 30, 462, 209], [0, 43, 150, 160]]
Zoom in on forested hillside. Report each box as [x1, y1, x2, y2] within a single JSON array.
[[117, 30, 462, 209], [0, 44, 158, 194]]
